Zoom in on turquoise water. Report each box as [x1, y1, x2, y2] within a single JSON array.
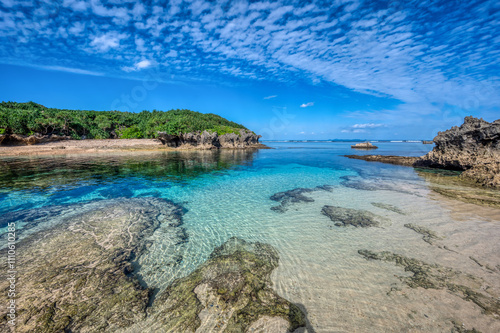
[[2, 142, 500, 332]]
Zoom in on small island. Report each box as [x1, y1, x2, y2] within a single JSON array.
[[351, 142, 378, 149], [0, 102, 267, 155]]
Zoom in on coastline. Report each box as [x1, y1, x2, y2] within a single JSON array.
[[0, 139, 270, 157]]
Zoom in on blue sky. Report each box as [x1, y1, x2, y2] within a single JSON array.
[[0, 0, 498, 140]]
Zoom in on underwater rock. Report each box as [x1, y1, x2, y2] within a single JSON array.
[[270, 188, 315, 212], [371, 202, 406, 215], [270, 185, 336, 212], [157, 129, 267, 149], [358, 250, 500, 317], [0, 203, 305, 332], [140, 237, 306, 332], [416, 169, 500, 208], [340, 175, 420, 196], [321, 205, 383, 228], [0, 198, 185, 333], [404, 223, 441, 245], [351, 142, 378, 149]]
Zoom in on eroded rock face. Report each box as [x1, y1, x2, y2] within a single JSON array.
[[157, 129, 265, 149], [414, 117, 500, 187], [135, 237, 306, 333], [321, 205, 384, 227], [0, 133, 71, 145]]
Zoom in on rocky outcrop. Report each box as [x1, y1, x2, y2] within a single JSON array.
[[351, 142, 378, 149], [0, 199, 305, 333], [0, 198, 183, 333], [414, 117, 500, 187], [345, 117, 500, 188], [142, 237, 306, 332], [157, 129, 267, 149], [0, 133, 71, 145], [344, 154, 418, 166]]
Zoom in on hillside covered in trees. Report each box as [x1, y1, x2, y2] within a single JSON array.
[[0, 101, 249, 139]]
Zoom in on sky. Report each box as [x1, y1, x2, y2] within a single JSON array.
[[0, 0, 499, 140]]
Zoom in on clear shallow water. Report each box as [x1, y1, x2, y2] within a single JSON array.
[[1, 142, 500, 332]]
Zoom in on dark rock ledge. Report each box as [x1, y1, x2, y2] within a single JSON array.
[[0, 198, 305, 333]]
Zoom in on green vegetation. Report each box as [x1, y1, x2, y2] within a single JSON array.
[[0, 101, 248, 139]]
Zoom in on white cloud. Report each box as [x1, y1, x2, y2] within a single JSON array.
[[36, 65, 103, 76], [300, 102, 314, 108], [89, 31, 127, 52], [352, 123, 385, 129], [122, 59, 155, 72], [264, 95, 277, 99]]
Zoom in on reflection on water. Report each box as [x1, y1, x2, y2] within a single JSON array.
[[0, 142, 499, 333]]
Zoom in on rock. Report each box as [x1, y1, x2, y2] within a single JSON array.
[[270, 188, 315, 212], [422, 140, 434, 144], [351, 142, 378, 149], [138, 237, 306, 332], [157, 129, 266, 149], [0, 202, 306, 332], [321, 205, 383, 227], [404, 223, 441, 245], [0, 198, 185, 333], [414, 117, 500, 187], [270, 185, 335, 212], [371, 202, 406, 215], [345, 155, 418, 166], [358, 250, 500, 316], [0, 133, 71, 145]]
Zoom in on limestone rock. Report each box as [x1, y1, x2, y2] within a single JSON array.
[[415, 116, 500, 187], [157, 129, 265, 149], [136, 237, 306, 333], [351, 142, 378, 149]]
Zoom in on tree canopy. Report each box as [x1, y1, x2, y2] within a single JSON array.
[[0, 101, 249, 139]]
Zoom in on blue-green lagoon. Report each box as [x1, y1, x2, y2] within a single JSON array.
[[1, 142, 499, 332]]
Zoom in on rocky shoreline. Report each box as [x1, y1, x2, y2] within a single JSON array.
[[0, 131, 269, 157], [345, 117, 500, 189], [0, 198, 305, 332]]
